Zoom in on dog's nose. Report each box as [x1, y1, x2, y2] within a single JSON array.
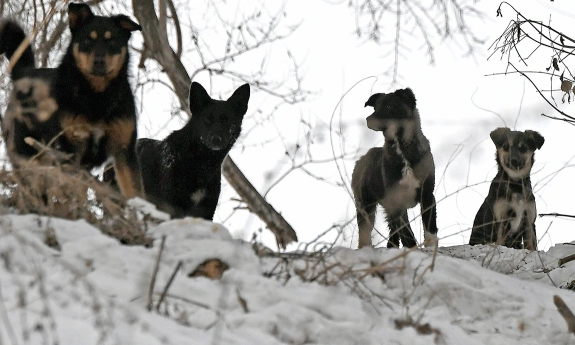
[[510, 157, 520, 167], [211, 135, 223, 149], [92, 55, 107, 76]]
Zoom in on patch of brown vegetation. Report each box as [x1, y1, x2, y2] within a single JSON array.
[[0, 160, 152, 247]]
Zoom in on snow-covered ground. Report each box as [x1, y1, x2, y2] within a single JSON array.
[[2, 208, 575, 345]]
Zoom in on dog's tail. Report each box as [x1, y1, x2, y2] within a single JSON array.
[[0, 19, 35, 79]]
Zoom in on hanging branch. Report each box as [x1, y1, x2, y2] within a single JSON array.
[[488, 1, 575, 123]]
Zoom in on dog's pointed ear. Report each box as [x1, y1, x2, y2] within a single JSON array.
[[394, 88, 417, 109], [365, 93, 383, 108], [113, 15, 141, 32], [68, 3, 94, 31], [189, 82, 212, 114], [228, 83, 250, 115], [490, 127, 511, 147], [525, 130, 545, 150]]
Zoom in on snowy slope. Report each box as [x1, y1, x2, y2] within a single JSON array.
[[2, 213, 575, 345]]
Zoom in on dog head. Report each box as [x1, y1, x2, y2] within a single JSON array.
[[68, 3, 141, 92], [187, 82, 250, 151], [364, 88, 419, 144], [490, 127, 544, 180]]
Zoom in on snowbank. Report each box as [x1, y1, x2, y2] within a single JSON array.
[[1, 213, 575, 344]]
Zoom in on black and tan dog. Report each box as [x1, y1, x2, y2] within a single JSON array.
[[0, 3, 143, 198], [469, 127, 544, 250], [351, 88, 438, 248]]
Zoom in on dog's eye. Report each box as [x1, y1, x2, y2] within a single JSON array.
[[518, 145, 527, 153], [502, 143, 509, 151]]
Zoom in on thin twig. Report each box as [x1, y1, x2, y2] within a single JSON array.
[[147, 235, 166, 311], [156, 260, 182, 312]]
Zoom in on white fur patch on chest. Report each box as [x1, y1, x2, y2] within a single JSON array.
[[494, 193, 536, 233], [380, 141, 421, 213], [191, 189, 206, 205], [396, 140, 421, 191]]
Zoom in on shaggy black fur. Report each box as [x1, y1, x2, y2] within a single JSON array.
[[107, 82, 250, 220]]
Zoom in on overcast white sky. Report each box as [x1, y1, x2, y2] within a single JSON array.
[[198, 0, 575, 251]]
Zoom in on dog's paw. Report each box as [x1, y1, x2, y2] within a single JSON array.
[[423, 232, 438, 248]]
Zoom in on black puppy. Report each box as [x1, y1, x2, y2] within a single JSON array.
[[351, 88, 438, 248], [108, 82, 250, 220], [469, 127, 544, 250], [0, 3, 143, 198]]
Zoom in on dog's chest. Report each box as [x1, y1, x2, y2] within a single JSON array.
[[381, 142, 421, 212], [493, 192, 536, 233]]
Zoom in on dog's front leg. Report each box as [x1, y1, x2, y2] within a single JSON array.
[[420, 177, 438, 246], [113, 151, 143, 199], [523, 202, 538, 251], [356, 202, 376, 248], [106, 119, 144, 199]]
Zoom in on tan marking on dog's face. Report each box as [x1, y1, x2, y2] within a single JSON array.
[[497, 145, 533, 180], [491, 128, 543, 181], [90, 31, 97, 39], [72, 44, 127, 92], [104, 31, 111, 39], [104, 46, 127, 80]]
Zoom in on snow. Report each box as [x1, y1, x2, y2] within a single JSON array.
[[2, 208, 575, 344]]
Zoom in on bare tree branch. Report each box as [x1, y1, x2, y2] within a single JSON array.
[[488, 1, 575, 123], [337, 0, 485, 84], [222, 156, 298, 249], [132, 0, 192, 115]]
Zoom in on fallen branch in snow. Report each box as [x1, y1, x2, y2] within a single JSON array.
[[554, 295, 575, 334], [147, 236, 166, 311], [156, 260, 182, 312], [222, 156, 298, 249], [558, 254, 575, 267]]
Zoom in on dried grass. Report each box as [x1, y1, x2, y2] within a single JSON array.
[[0, 160, 152, 246]]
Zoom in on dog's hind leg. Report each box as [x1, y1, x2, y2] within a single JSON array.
[[356, 201, 376, 249], [387, 211, 416, 248]]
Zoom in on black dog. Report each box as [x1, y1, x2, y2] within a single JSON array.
[[0, 3, 143, 198], [469, 127, 544, 250], [106, 81, 250, 220], [351, 88, 438, 248]]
